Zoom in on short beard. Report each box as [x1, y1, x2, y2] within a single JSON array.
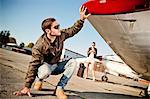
[[50, 32, 61, 36]]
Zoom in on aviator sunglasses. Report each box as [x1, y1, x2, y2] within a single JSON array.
[[53, 24, 60, 29]]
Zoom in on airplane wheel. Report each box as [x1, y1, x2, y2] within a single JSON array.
[[139, 86, 149, 98], [144, 87, 149, 98], [102, 75, 108, 82]]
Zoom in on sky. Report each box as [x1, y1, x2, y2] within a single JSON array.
[[0, 0, 114, 56]]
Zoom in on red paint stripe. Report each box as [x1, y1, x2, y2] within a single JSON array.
[[82, 0, 147, 14]]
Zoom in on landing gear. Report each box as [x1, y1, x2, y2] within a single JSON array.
[[139, 84, 150, 98], [101, 75, 108, 82], [143, 86, 149, 98], [147, 83, 150, 98]]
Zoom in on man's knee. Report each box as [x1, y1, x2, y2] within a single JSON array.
[[69, 59, 77, 66], [65, 59, 77, 69], [38, 63, 51, 79]]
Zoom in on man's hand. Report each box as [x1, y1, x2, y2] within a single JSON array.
[[80, 6, 91, 21], [13, 87, 32, 97]]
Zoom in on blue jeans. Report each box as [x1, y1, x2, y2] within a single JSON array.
[[37, 59, 77, 89]]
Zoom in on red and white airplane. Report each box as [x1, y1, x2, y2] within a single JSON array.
[[82, 0, 150, 97]]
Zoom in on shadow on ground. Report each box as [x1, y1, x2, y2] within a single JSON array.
[[65, 90, 149, 99]]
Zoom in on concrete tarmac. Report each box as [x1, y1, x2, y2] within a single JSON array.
[[0, 48, 149, 99]]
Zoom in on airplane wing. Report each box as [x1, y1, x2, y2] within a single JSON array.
[[82, 0, 150, 81]]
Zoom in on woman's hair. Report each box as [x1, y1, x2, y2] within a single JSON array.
[[92, 42, 95, 44], [41, 18, 56, 33]]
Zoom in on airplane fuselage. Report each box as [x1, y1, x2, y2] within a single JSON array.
[[83, 0, 150, 81]]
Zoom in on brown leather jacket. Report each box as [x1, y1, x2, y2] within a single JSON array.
[[25, 19, 84, 88]]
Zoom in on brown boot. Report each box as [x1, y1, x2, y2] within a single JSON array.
[[56, 88, 68, 99], [33, 81, 42, 90]]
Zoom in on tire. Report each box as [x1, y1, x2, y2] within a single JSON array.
[[102, 75, 108, 82]]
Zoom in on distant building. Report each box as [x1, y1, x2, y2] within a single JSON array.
[[9, 37, 17, 44], [61, 48, 86, 61], [4, 43, 18, 50]]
